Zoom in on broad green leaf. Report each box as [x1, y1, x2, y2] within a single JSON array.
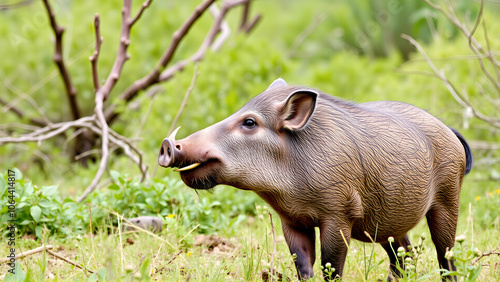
[[110, 170, 125, 184], [0, 176, 6, 196], [41, 185, 58, 197], [3, 261, 26, 282], [38, 199, 56, 209], [35, 226, 43, 239], [97, 267, 107, 281], [12, 168, 23, 181], [22, 182, 34, 197], [107, 184, 120, 190], [19, 219, 31, 225], [30, 205, 42, 222]]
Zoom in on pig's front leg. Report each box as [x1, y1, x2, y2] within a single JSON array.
[[319, 221, 350, 280], [282, 222, 316, 280]]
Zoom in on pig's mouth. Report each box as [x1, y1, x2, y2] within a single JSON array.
[[174, 158, 221, 190], [174, 162, 201, 172]]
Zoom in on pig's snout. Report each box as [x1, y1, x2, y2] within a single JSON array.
[[158, 138, 178, 168], [158, 138, 202, 172]]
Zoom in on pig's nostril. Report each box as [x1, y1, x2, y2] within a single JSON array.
[[160, 147, 164, 156], [167, 147, 171, 156]]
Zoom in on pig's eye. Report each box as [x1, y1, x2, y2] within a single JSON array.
[[242, 118, 257, 128]]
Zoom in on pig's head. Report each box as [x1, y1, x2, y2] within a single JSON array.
[[158, 79, 317, 192]]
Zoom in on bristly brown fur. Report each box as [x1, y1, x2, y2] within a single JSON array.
[[158, 80, 472, 281]]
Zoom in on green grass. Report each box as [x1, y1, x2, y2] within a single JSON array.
[[2, 185, 500, 281]]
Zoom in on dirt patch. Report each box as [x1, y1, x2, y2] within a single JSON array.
[[193, 234, 236, 253], [261, 269, 289, 282]]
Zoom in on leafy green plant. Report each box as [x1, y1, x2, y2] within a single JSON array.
[[1, 169, 255, 240], [473, 187, 500, 229], [441, 235, 482, 281], [0, 169, 74, 239]]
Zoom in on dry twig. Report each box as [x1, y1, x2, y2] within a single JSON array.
[[402, 34, 500, 129], [402, 0, 500, 129], [168, 63, 200, 136], [472, 248, 500, 265], [268, 212, 277, 281], [46, 248, 95, 274], [0, 245, 53, 262]]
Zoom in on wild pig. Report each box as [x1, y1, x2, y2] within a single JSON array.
[[158, 78, 472, 280]]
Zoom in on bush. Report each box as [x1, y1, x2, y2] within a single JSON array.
[[1, 169, 259, 239]]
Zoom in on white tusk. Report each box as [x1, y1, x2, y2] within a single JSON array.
[[174, 163, 201, 172], [168, 126, 181, 141]]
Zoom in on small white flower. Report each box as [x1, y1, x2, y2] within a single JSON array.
[[445, 250, 454, 260], [474, 248, 482, 258], [455, 235, 466, 243], [420, 233, 426, 241], [388, 236, 394, 243], [325, 262, 332, 269]]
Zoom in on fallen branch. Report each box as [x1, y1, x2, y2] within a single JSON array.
[[46, 248, 95, 274], [166, 250, 183, 265], [0, 245, 53, 262]]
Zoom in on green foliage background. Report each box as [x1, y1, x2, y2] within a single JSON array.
[[0, 0, 499, 253]]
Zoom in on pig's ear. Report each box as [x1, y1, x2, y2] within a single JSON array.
[[267, 78, 287, 90], [280, 90, 317, 131]]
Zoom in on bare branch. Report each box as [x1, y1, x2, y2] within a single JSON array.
[[158, 0, 244, 82], [104, 0, 217, 123], [76, 0, 156, 201], [130, 0, 153, 26], [239, 0, 261, 34], [471, 248, 500, 265], [0, 117, 95, 146], [209, 4, 230, 52], [168, 62, 200, 136], [402, 34, 500, 128], [77, 97, 108, 202], [0, 96, 46, 127], [89, 13, 103, 91], [41, 0, 81, 120], [424, 0, 500, 93]]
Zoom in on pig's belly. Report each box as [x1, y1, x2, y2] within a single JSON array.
[[350, 200, 430, 243]]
